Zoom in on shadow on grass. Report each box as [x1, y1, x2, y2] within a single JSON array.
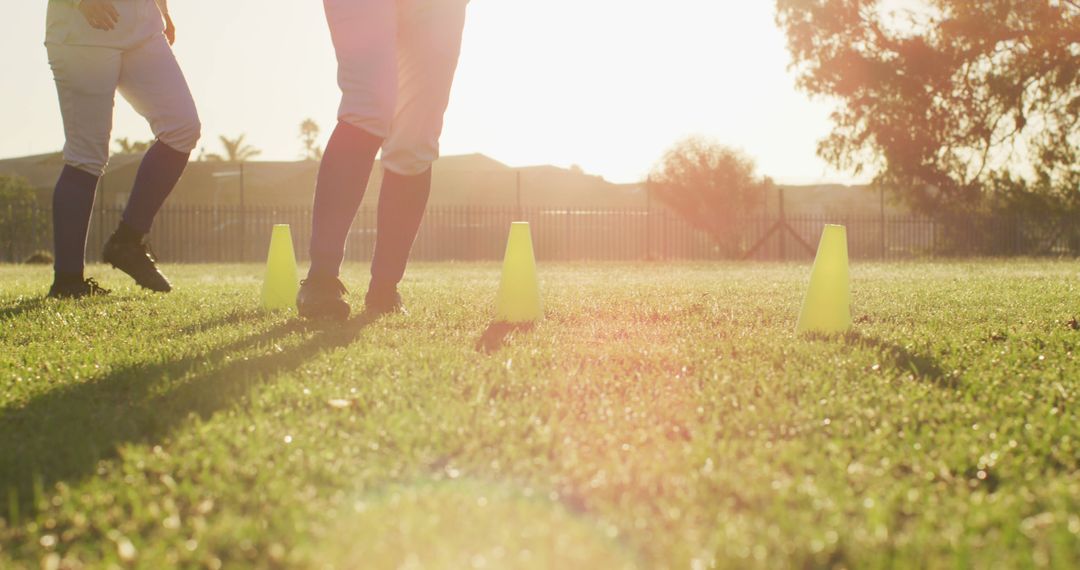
[[0, 297, 48, 321], [173, 307, 268, 336], [475, 322, 534, 354], [0, 312, 376, 519], [828, 331, 956, 388], [0, 296, 122, 322]]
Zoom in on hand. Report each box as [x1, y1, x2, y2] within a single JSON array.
[[77, 0, 120, 31], [164, 13, 176, 45]]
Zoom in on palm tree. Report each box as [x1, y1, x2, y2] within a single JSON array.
[[114, 137, 154, 154], [203, 134, 262, 162], [298, 119, 323, 161]]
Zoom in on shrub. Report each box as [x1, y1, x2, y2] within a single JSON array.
[[24, 250, 54, 265]]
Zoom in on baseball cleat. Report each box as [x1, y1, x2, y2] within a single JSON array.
[[297, 275, 351, 321], [48, 276, 110, 299], [103, 232, 172, 292]]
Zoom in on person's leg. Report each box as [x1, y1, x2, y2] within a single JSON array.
[[308, 0, 398, 279], [49, 166, 104, 297], [117, 34, 200, 234], [308, 122, 384, 278], [367, 167, 431, 307], [45, 42, 121, 297], [103, 34, 201, 292], [298, 0, 397, 319], [368, 0, 468, 312]]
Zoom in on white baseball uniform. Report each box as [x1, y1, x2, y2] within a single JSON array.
[[324, 0, 469, 176], [45, 0, 201, 176]]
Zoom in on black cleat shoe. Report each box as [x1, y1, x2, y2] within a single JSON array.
[[103, 232, 172, 292], [47, 277, 110, 299], [364, 286, 407, 317], [297, 276, 351, 320]]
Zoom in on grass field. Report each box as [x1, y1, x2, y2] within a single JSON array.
[[1, 261, 1078, 569]]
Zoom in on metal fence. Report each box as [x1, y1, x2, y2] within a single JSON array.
[[0, 203, 1063, 265]]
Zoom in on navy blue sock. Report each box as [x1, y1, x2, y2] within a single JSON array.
[[370, 168, 432, 292], [122, 140, 190, 234], [308, 121, 383, 278], [52, 165, 99, 277]]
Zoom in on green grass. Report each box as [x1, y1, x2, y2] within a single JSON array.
[[0, 261, 1078, 569]]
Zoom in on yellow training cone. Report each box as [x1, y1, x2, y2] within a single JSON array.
[[495, 222, 543, 323], [262, 224, 299, 310], [796, 224, 852, 334]]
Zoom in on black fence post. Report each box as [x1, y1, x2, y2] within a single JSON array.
[[931, 219, 937, 257], [645, 187, 652, 261], [515, 171, 523, 221], [779, 188, 786, 261], [239, 162, 247, 262], [880, 186, 887, 259]]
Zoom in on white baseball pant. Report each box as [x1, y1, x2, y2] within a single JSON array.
[[324, 0, 469, 176], [45, 0, 201, 176]]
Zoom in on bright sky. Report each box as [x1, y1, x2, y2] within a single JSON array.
[[0, 0, 860, 185]]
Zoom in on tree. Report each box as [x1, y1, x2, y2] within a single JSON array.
[[202, 134, 262, 162], [298, 118, 324, 161], [0, 175, 48, 262], [114, 137, 154, 154], [776, 0, 1080, 217], [646, 136, 772, 253]]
